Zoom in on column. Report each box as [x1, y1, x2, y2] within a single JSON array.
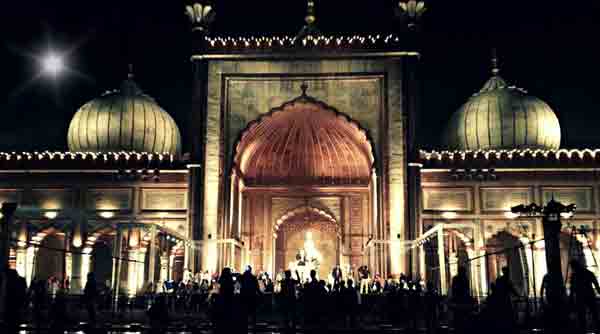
[[160, 252, 169, 283], [437, 227, 447, 294], [111, 227, 123, 297], [136, 248, 146, 293], [475, 219, 488, 296], [520, 237, 535, 296], [25, 246, 36, 286], [127, 248, 139, 296], [15, 247, 27, 278], [147, 225, 157, 286]]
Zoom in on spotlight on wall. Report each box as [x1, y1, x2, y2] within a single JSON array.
[[560, 211, 574, 219], [99, 211, 115, 219], [44, 211, 58, 219], [441, 211, 458, 219]]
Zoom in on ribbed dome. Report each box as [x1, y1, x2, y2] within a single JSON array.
[[67, 76, 181, 155], [234, 96, 374, 186], [443, 72, 561, 151]]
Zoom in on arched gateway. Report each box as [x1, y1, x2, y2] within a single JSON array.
[[218, 91, 381, 277]]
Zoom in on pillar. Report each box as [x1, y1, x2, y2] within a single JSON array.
[[127, 248, 139, 296], [25, 246, 36, 286], [136, 248, 146, 293], [160, 252, 169, 283], [437, 227, 447, 294], [147, 225, 157, 285], [111, 227, 123, 297]]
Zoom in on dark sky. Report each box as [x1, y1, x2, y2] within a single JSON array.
[[1, 0, 599, 152]]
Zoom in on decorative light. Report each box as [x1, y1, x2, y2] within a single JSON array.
[[72, 223, 83, 248], [441, 211, 458, 219], [504, 211, 519, 219], [44, 211, 58, 219], [129, 227, 140, 248], [99, 211, 115, 219], [560, 212, 574, 219]]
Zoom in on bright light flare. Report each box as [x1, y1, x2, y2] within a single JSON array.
[[41, 53, 65, 76]]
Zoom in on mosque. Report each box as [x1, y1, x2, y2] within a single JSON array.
[[2, 1, 598, 298]]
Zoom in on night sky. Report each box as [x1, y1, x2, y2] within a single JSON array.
[[1, 0, 599, 152]]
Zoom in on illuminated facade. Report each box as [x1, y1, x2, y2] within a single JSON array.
[[3, 1, 598, 297]]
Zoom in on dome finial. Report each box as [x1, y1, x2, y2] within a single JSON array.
[[127, 63, 134, 79], [296, 0, 320, 39], [491, 48, 500, 76]]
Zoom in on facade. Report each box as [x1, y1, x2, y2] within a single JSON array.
[[2, 1, 597, 297]]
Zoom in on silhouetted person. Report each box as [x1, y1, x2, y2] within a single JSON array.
[[31, 278, 47, 325], [215, 268, 234, 334], [570, 260, 600, 332], [343, 279, 359, 328], [279, 270, 297, 332], [303, 269, 321, 331], [147, 294, 169, 333], [50, 289, 68, 330], [494, 266, 520, 332], [424, 282, 441, 334], [240, 265, 261, 331], [83, 272, 98, 325], [450, 266, 472, 334], [2, 269, 27, 332], [540, 271, 566, 334]]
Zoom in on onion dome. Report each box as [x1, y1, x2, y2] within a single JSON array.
[[443, 54, 561, 151], [67, 72, 181, 155]]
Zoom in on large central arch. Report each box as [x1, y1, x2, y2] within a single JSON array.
[[224, 92, 380, 275]]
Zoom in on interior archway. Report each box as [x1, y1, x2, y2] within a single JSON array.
[[486, 231, 527, 295], [274, 209, 339, 281], [34, 233, 65, 282]]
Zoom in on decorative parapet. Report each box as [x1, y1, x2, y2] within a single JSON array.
[[0, 151, 186, 170], [202, 34, 405, 52], [419, 149, 600, 169]]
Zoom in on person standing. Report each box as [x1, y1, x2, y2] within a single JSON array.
[[279, 270, 297, 332], [569, 260, 600, 332], [494, 266, 520, 332], [358, 265, 370, 295], [240, 265, 261, 331], [83, 272, 98, 325], [450, 266, 472, 334]]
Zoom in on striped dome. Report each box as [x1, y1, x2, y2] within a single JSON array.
[[443, 74, 561, 151], [67, 76, 181, 155]]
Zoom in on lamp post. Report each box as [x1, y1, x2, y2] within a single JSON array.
[[511, 198, 576, 332]]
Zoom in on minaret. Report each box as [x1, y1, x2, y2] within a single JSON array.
[[185, 1, 216, 274], [396, 1, 425, 277]]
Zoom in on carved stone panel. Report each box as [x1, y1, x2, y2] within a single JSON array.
[[350, 196, 363, 235], [87, 188, 132, 211], [542, 187, 594, 212], [141, 189, 188, 211], [423, 188, 473, 212], [481, 187, 532, 212]]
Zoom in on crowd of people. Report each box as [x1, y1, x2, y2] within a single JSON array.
[[1, 260, 600, 333]]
